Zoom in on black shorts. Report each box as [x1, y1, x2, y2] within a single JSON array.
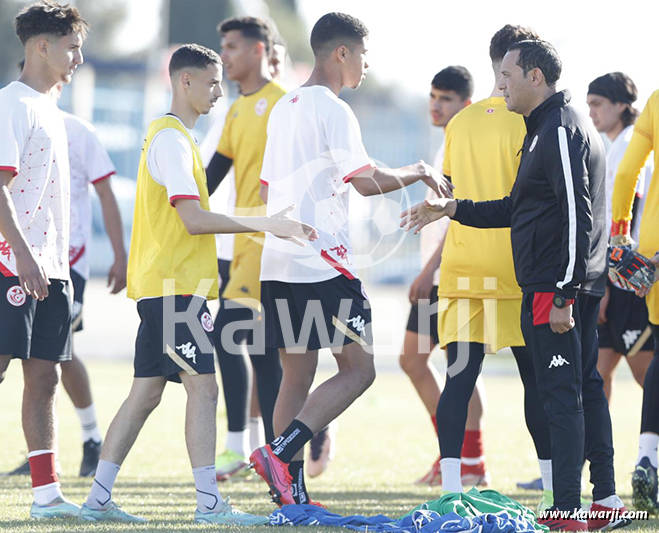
[[70, 269, 86, 332], [0, 276, 72, 362], [135, 295, 216, 383], [261, 276, 373, 351], [598, 284, 654, 356], [405, 285, 440, 346]]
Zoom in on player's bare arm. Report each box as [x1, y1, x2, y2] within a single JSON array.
[[351, 160, 453, 197], [174, 198, 318, 246], [94, 178, 127, 294], [400, 197, 457, 234], [0, 169, 49, 300]]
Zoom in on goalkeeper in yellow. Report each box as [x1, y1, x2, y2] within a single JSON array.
[[611, 88, 659, 513]]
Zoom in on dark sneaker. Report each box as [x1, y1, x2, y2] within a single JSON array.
[[517, 477, 544, 491], [632, 456, 659, 514], [2, 458, 31, 476], [80, 440, 102, 477]]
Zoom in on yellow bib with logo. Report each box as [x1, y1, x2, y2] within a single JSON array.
[[127, 116, 219, 300]]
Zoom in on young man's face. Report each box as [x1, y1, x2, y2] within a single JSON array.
[[586, 94, 625, 134], [429, 87, 468, 128], [343, 37, 369, 89], [498, 49, 532, 115], [46, 31, 84, 84], [187, 63, 224, 115], [220, 30, 263, 83], [269, 43, 286, 80]]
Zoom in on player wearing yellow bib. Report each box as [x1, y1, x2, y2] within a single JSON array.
[[611, 88, 659, 513], [433, 26, 552, 499], [204, 17, 288, 481], [80, 44, 315, 525]]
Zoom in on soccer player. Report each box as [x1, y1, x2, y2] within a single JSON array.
[[415, 25, 552, 500], [587, 73, 654, 404], [79, 44, 316, 524], [610, 87, 659, 513], [251, 12, 450, 507], [399, 65, 483, 486], [0, 0, 87, 519], [204, 16, 288, 481], [403, 39, 631, 531], [5, 79, 126, 479]]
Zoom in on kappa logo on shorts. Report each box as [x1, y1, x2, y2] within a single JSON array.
[[346, 315, 366, 334], [622, 329, 642, 350], [6, 286, 26, 307], [200, 311, 214, 333], [176, 342, 197, 365], [548, 354, 570, 368]]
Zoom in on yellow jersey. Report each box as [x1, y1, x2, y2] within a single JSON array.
[[612, 89, 659, 324], [127, 116, 218, 301], [440, 96, 525, 299], [218, 80, 286, 308]]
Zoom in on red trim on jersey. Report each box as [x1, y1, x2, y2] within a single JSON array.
[[320, 250, 355, 280], [532, 292, 554, 326], [28, 452, 58, 488], [0, 261, 15, 277], [0, 166, 18, 177], [69, 245, 86, 267], [91, 170, 116, 184], [169, 194, 200, 207], [343, 163, 374, 183], [260, 179, 268, 186]]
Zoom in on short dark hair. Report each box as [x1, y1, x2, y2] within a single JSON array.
[[14, 0, 89, 45], [588, 72, 639, 128], [489, 24, 539, 63], [431, 66, 474, 101], [507, 39, 562, 88], [218, 16, 273, 56], [169, 44, 221, 77], [310, 12, 368, 58]]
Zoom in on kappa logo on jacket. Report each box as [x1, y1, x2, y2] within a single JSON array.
[[548, 355, 570, 368]]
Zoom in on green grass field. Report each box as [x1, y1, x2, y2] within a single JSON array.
[[0, 359, 657, 532]]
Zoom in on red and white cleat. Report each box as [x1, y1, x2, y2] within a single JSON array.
[[588, 497, 632, 531], [415, 456, 442, 486], [460, 461, 491, 487], [248, 445, 295, 507]]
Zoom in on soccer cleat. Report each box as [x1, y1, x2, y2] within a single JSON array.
[[195, 498, 269, 525], [30, 496, 80, 520], [460, 461, 491, 487], [537, 490, 554, 514], [80, 439, 102, 477], [307, 420, 338, 478], [3, 458, 62, 477], [538, 507, 587, 531], [215, 449, 249, 481], [249, 445, 295, 507], [588, 497, 632, 531], [415, 456, 442, 486], [518, 477, 544, 491], [631, 456, 659, 514], [79, 501, 147, 522]]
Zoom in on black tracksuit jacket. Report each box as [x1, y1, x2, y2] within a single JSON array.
[[452, 90, 608, 299]]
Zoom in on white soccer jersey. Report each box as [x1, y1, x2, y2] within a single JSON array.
[[419, 144, 445, 286], [606, 125, 653, 241], [64, 112, 116, 280], [0, 82, 70, 280], [259, 85, 373, 283]]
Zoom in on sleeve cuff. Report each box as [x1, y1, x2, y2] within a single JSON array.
[[452, 199, 467, 223], [0, 166, 18, 177], [343, 163, 374, 183], [554, 288, 577, 300], [91, 170, 116, 184], [169, 194, 200, 207], [610, 219, 630, 237]]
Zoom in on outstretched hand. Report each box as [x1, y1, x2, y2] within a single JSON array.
[[400, 198, 456, 234], [269, 205, 319, 247], [417, 160, 454, 198]]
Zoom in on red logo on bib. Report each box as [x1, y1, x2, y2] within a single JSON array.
[[7, 286, 26, 307], [201, 311, 214, 333], [486, 108, 494, 114]]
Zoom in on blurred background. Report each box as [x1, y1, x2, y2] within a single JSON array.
[[0, 0, 656, 285]]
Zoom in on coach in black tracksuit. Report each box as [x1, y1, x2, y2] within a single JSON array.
[[407, 41, 618, 515]]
